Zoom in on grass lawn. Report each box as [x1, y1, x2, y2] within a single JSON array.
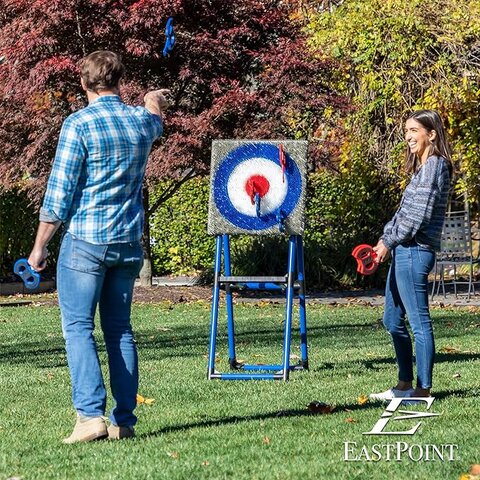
[[0, 299, 479, 479]]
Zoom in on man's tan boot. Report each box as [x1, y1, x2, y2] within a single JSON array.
[[107, 424, 135, 440], [63, 416, 108, 444]]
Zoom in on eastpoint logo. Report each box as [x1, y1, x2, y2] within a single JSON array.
[[343, 397, 459, 462]]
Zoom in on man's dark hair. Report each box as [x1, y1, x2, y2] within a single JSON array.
[[79, 51, 125, 93]]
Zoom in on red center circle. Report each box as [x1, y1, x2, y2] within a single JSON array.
[[245, 175, 270, 199]]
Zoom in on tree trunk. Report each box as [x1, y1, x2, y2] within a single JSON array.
[[139, 185, 153, 287], [139, 257, 152, 287]]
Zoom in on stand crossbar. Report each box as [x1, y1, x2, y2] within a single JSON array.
[[207, 234, 308, 381]]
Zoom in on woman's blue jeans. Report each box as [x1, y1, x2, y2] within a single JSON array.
[[383, 242, 436, 389], [57, 232, 143, 426]]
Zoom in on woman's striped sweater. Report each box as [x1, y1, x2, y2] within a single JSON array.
[[382, 155, 450, 252]]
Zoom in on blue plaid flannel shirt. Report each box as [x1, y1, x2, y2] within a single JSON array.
[[40, 95, 162, 244]]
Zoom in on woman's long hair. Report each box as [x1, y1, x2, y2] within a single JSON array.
[[405, 110, 453, 176]]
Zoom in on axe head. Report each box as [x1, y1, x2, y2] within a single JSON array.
[[352, 244, 378, 275]]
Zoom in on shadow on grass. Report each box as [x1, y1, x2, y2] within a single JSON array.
[[1, 303, 477, 367], [141, 388, 472, 439], [360, 351, 480, 371], [2, 317, 478, 367], [134, 321, 383, 351], [0, 344, 67, 368]]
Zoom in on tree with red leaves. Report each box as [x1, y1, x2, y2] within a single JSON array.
[[0, 0, 348, 281]]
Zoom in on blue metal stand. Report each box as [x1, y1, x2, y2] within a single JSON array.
[[207, 234, 308, 381]]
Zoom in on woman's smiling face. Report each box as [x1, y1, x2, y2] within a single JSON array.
[[405, 118, 436, 163]]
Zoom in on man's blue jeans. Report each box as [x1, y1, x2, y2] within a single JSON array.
[[383, 242, 436, 389], [57, 232, 143, 426]]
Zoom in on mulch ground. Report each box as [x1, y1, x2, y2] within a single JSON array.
[[2, 285, 479, 308], [0, 285, 295, 307], [0, 285, 217, 307], [133, 285, 214, 303]]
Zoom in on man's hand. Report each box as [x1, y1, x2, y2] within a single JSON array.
[[144, 89, 170, 116], [373, 239, 390, 264], [28, 246, 48, 272]]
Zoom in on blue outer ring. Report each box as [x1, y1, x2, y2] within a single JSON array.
[[213, 143, 302, 230]]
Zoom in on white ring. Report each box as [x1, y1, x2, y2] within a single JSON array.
[[226, 158, 288, 217]]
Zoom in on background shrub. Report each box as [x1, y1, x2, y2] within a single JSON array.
[[149, 174, 389, 288], [0, 190, 58, 279], [149, 178, 214, 276]]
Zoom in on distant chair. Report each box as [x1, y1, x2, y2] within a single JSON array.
[[431, 210, 480, 300]]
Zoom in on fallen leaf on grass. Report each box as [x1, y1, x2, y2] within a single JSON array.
[[358, 395, 369, 405], [439, 346, 460, 353], [136, 394, 155, 405], [471, 464, 480, 475], [307, 401, 335, 414], [167, 451, 179, 459], [263, 436, 271, 445], [345, 417, 357, 423], [257, 301, 271, 307], [46, 373, 54, 380]]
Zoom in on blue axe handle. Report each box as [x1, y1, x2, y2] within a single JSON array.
[[162, 17, 175, 57]]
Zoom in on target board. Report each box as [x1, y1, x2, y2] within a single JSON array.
[[208, 140, 308, 235]]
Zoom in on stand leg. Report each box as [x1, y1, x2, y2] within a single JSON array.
[[282, 236, 296, 381], [453, 265, 458, 298], [296, 236, 308, 369], [468, 263, 473, 300], [223, 235, 238, 368], [207, 235, 223, 379], [440, 267, 445, 298]]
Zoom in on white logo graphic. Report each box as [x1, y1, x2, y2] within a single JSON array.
[[364, 397, 440, 435]]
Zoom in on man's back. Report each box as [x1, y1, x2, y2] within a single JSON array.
[[42, 95, 162, 244]]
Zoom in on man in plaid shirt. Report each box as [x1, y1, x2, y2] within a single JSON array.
[[28, 51, 169, 443]]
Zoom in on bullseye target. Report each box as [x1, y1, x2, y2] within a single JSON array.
[[208, 140, 308, 235]]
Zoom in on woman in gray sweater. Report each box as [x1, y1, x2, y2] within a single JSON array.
[[370, 110, 452, 401]]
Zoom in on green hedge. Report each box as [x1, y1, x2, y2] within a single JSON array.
[[0, 190, 60, 278], [314, 170, 395, 286], [0, 191, 36, 276], [1, 173, 391, 289], [149, 173, 390, 288], [149, 178, 214, 276]]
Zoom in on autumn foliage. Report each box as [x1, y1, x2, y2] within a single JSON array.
[[308, 0, 480, 208], [0, 0, 348, 204]]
